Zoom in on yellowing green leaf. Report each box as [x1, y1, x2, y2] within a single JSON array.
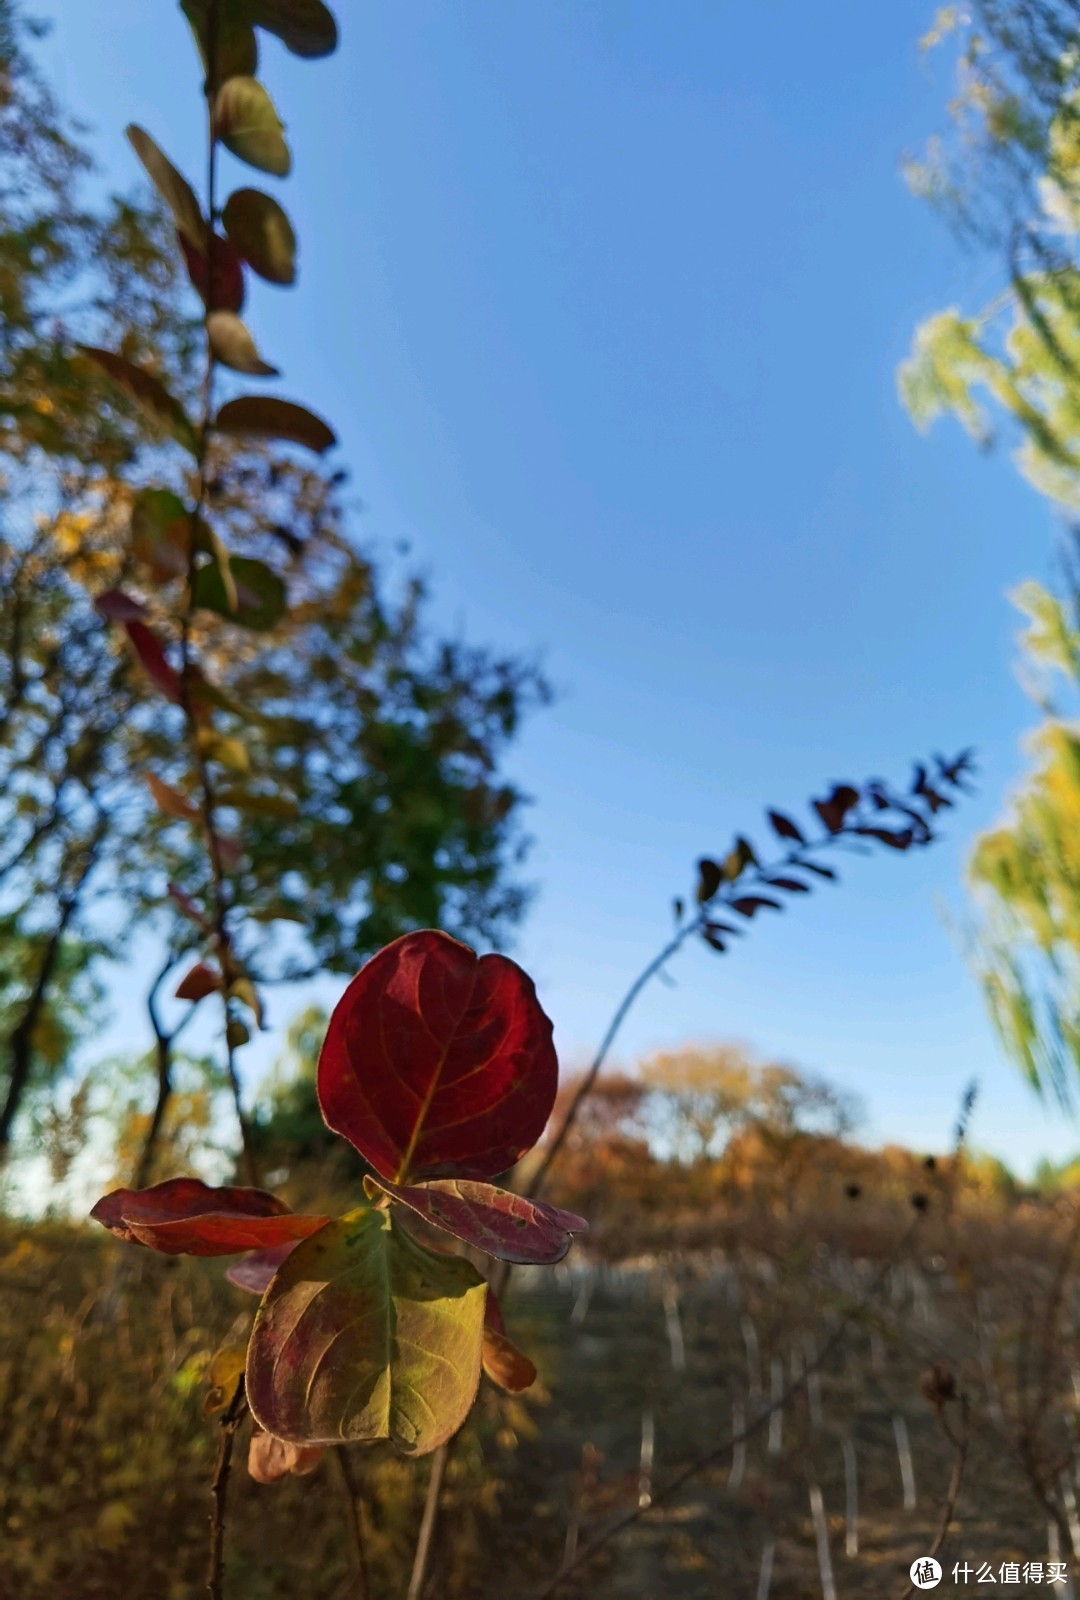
[[215, 77, 291, 178], [203, 1342, 248, 1415], [181, 0, 259, 82], [222, 187, 296, 285], [228, 975, 265, 1029], [249, 0, 338, 59], [217, 788, 299, 817], [197, 730, 251, 774], [207, 311, 279, 376], [130, 487, 190, 582], [75, 346, 197, 455], [246, 1208, 486, 1456], [215, 395, 336, 454], [192, 554, 287, 631], [126, 126, 204, 247]]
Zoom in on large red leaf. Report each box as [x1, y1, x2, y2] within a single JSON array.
[[90, 1178, 329, 1256], [317, 930, 558, 1184], [368, 1175, 586, 1266]]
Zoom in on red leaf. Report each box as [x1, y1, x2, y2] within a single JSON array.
[[226, 1240, 299, 1295], [368, 1176, 586, 1266], [767, 809, 805, 844], [90, 1178, 330, 1256], [730, 896, 783, 917], [94, 588, 147, 622], [180, 229, 246, 312], [813, 783, 860, 835], [482, 1289, 537, 1392], [175, 961, 221, 1002], [482, 1328, 537, 1393], [123, 620, 182, 703], [767, 877, 810, 893], [146, 773, 200, 823], [798, 860, 837, 882], [695, 858, 722, 904], [317, 929, 558, 1184], [855, 826, 915, 851], [484, 1288, 507, 1337], [215, 831, 244, 869]]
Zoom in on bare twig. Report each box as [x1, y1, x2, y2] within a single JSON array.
[[334, 1447, 371, 1600], [206, 1375, 247, 1600], [897, 1394, 970, 1600], [407, 1441, 448, 1600]]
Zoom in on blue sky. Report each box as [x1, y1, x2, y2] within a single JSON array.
[[37, 0, 1080, 1176]]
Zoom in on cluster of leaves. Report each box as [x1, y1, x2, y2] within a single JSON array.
[[94, 930, 586, 1458], [903, 7, 1080, 1105], [0, 0, 547, 1177], [967, 569, 1080, 1106], [683, 753, 976, 955], [902, 1, 1080, 508]]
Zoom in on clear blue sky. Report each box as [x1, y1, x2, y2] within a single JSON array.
[[37, 0, 1080, 1176]]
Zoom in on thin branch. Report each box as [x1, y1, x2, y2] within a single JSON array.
[[133, 949, 196, 1187], [407, 1440, 448, 1600], [206, 1375, 247, 1600], [333, 1446, 371, 1600], [176, 0, 259, 1188], [525, 760, 969, 1205], [897, 1394, 970, 1600]]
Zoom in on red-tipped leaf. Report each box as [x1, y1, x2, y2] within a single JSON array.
[[368, 1175, 586, 1266]]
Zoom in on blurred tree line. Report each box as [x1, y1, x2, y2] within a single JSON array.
[[905, 0, 1080, 1112], [0, 0, 549, 1192]]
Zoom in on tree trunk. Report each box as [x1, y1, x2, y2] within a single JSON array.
[[0, 899, 78, 1159]]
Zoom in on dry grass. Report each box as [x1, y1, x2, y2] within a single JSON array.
[[3, 1187, 1080, 1597]]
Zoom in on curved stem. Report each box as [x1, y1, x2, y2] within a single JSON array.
[[525, 921, 695, 1201]]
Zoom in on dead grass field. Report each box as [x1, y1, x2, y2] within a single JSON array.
[[3, 1192, 1079, 1599]]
